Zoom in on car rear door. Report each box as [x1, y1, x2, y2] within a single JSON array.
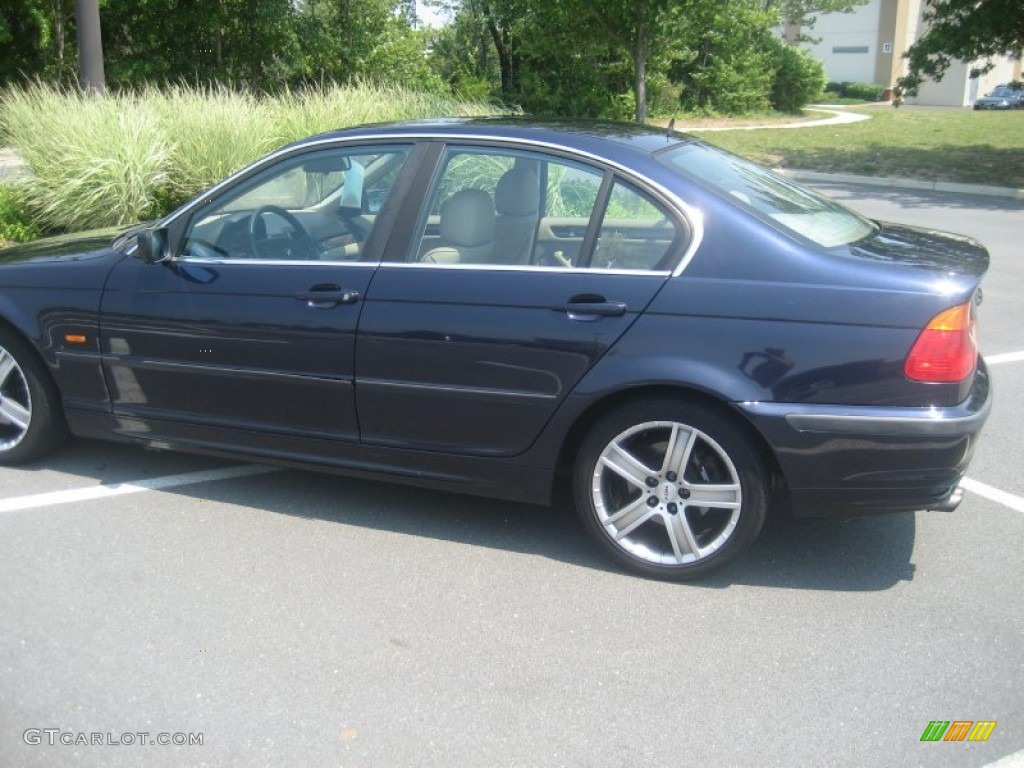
[[355, 142, 689, 457]]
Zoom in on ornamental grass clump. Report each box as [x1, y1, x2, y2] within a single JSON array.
[[149, 84, 277, 207], [0, 82, 504, 234], [1, 85, 170, 230]]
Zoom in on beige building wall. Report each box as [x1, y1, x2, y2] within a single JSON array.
[[912, 57, 1021, 106], [873, 0, 921, 89], [799, 0, 882, 83], [793, 0, 1021, 106]]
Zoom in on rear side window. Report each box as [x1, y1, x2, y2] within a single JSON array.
[[411, 146, 682, 271], [593, 181, 678, 271]]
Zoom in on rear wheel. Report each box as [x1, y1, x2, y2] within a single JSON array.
[[573, 398, 768, 580], [0, 329, 67, 464]]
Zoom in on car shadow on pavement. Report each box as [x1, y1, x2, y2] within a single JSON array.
[[11, 440, 918, 593]]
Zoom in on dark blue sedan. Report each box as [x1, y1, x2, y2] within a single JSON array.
[[0, 119, 991, 579]]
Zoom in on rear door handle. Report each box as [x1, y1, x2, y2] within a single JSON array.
[[561, 296, 628, 321], [296, 284, 361, 308]]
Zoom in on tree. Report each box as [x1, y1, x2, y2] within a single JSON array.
[[669, 0, 780, 114], [899, 0, 1024, 94], [425, 4, 500, 99], [426, 0, 525, 102], [75, 0, 105, 92], [514, 1, 633, 118], [573, 0, 680, 123], [769, 38, 826, 112], [0, 0, 77, 86]]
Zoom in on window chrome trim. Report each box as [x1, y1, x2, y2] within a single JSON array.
[[155, 132, 705, 276], [169, 257, 378, 268], [379, 262, 672, 276]]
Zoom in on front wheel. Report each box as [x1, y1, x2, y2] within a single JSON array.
[[573, 398, 769, 581], [0, 329, 67, 465]]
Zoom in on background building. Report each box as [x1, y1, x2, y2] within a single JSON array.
[[786, 0, 1022, 106]]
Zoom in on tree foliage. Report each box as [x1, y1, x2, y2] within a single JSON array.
[[899, 0, 1024, 95], [1, 0, 442, 92], [769, 40, 827, 112], [2, 0, 834, 120], [669, 0, 780, 115]]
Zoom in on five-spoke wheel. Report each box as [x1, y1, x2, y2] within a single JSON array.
[[574, 398, 768, 580], [0, 330, 66, 464]]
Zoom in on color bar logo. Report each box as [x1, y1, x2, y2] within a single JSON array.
[[921, 721, 997, 742]]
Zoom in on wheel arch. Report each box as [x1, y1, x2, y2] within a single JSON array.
[[0, 312, 70, 462], [0, 312, 67, 405], [555, 384, 789, 513]]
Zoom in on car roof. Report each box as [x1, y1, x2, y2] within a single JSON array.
[[295, 117, 696, 160]]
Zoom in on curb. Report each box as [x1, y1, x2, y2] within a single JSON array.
[[775, 169, 1024, 200]]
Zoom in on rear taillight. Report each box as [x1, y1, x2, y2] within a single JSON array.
[[904, 301, 977, 383]]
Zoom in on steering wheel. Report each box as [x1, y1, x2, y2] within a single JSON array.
[[248, 205, 318, 260]]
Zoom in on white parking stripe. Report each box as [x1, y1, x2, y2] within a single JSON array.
[[962, 477, 1024, 514], [985, 350, 1024, 365], [0, 464, 281, 513], [984, 747, 1024, 768], [3, 462, 1021, 519]]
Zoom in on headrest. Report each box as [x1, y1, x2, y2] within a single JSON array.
[[439, 188, 495, 247], [495, 167, 540, 217]]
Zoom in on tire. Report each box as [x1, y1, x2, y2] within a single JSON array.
[[573, 397, 769, 581], [0, 329, 67, 465]]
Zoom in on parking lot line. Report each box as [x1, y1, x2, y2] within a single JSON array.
[[0, 464, 281, 513], [985, 350, 1024, 365], [985, 747, 1024, 768], [962, 477, 1024, 515], [2, 464, 1021, 519]]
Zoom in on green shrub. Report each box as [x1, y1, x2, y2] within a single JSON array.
[[844, 82, 885, 101], [0, 183, 40, 244], [827, 81, 886, 101], [0, 82, 504, 234], [770, 44, 826, 113]]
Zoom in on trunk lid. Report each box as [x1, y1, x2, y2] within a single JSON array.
[[848, 222, 989, 279]]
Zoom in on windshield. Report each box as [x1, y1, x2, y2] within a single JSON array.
[[988, 87, 1014, 97], [657, 142, 876, 248]]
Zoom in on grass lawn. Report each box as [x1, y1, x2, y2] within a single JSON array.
[[694, 107, 1024, 189]]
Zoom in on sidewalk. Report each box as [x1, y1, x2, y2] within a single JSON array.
[[776, 169, 1024, 200], [691, 106, 870, 132]]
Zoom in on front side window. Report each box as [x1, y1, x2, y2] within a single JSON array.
[[412, 146, 680, 271], [182, 146, 409, 262]]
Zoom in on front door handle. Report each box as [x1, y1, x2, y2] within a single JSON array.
[[561, 295, 628, 321], [296, 284, 360, 308]]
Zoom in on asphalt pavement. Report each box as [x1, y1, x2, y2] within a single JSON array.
[[0, 184, 1021, 768]]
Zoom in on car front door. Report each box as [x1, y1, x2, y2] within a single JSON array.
[[355, 143, 689, 456], [99, 143, 416, 446]]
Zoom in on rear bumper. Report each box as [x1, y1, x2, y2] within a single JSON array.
[[736, 360, 991, 517]]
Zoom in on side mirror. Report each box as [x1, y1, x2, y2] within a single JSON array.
[[136, 228, 170, 264]]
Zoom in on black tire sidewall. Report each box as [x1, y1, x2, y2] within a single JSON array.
[[573, 398, 768, 581], [0, 329, 66, 465]]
